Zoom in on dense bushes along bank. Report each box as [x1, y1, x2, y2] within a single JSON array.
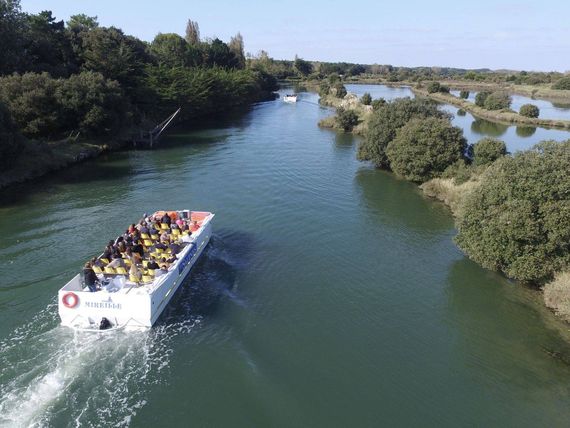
[[0, 2, 277, 185], [327, 95, 570, 321]]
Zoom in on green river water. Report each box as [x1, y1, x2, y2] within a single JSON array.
[[1, 86, 570, 427]]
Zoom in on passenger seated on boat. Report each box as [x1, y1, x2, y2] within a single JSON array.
[[160, 231, 170, 244], [108, 254, 126, 269], [176, 218, 184, 228], [129, 263, 142, 283], [132, 242, 144, 257], [128, 223, 136, 234], [190, 220, 200, 232], [140, 223, 150, 235], [181, 233, 192, 243], [147, 257, 160, 270], [166, 254, 177, 264], [161, 213, 171, 226], [169, 242, 181, 255], [84, 262, 99, 292]]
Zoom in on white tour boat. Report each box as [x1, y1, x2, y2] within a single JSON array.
[[283, 94, 298, 103], [58, 210, 214, 331]]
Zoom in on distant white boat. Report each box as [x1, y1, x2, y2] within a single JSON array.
[[283, 94, 298, 103]]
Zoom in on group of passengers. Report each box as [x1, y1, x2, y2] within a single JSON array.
[[83, 212, 201, 291]]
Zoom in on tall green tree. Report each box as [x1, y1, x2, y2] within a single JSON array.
[[185, 19, 200, 45], [228, 32, 246, 69], [294, 56, 313, 76], [150, 33, 201, 67], [0, 0, 26, 75]]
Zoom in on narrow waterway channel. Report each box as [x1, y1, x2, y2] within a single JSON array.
[[1, 87, 570, 427]]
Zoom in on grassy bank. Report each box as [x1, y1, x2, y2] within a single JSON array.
[[412, 87, 570, 129], [0, 137, 125, 190]]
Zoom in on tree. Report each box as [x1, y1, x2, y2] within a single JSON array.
[[150, 33, 200, 67], [386, 117, 467, 182], [228, 32, 245, 69], [455, 141, 570, 282], [22, 11, 74, 76], [66, 14, 98, 31], [483, 91, 511, 110], [294, 56, 313, 76], [361, 92, 372, 105], [348, 64, 365, 76], [519, 103, 540, 118], [202, 38, 240, 68], [475, 91, 491, 107], [472, 137, 507, 166], [552, 77, 570, 90], [0, 0, 26, 75], [80, 27, 148, 92], [459, 90, 469, 99], [0, 72, 61, 137], [55, 71, 129, 135], [333, 82, 347, 98], [426, 81, 440, 93], [0, 100, 21, 169], [336, 108, 359, 131], [357, 97, 448, 168], [318, 81, 330, 97], [185, 19, 200, 45]]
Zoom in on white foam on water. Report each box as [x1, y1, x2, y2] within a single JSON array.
[[0, 309, 201, 428]]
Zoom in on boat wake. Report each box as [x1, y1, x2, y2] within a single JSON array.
[[0, 232, 246, 427], [0, 301, 201, 428]]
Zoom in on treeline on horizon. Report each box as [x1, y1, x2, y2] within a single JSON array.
[[256, 53, 569, 87], [0, 0, 278, 169]]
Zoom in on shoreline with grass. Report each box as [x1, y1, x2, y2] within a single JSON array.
[[318, 90, 570, 323]]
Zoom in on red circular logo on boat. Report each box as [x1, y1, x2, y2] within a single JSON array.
[[62, 292, 79, 308]]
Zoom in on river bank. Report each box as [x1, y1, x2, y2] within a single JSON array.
[[341, 76, 570, 102], [412, 87, 570, 130], [315, 85, 570, 324]]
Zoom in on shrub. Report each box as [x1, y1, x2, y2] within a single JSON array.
[[483, 91, 511, 110], [371, 98, 386, 110], [519, 103, 539, 118], [552, 77, 570, 90], [357, 97, 448, 168], [334, 83, 347, 98], [361, 92, 372, 105], [459, 90, 469, 99], [442, 159, 473, 184], [439, 85, 450, 93], [457, 108, 466, 116], [472, 137, 507, 166], [455, 140, 570, 282], [336, 107, 359, 131], [386, 117, 467, 182], [319, 81, 330, 97], [426, 81, 440, 93], [475, 91, 491, 107], [544, 272, 570, 321]]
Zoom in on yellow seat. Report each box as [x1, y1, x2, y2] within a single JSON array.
[[100, 258, 109, 265], [123, 258, 132, 266], [141, 233, 150, 239], [93, 266, 103, 274], [150, 233, 158, 239], [129, 274, 140, 283], [171, 229, 180, 236], [104, 266, 116, 274], [161, 223, 169, 230], [142, 260, 149, 268], [115, 267, 128, 275], [146, 269, 155, 277], [144, 239, 153, 247], [142, 275, 153, 283]]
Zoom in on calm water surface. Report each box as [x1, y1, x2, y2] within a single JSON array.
[[2, 87, 570, 427]]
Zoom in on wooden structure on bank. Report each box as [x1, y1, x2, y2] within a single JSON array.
[[134, 108, 181, 148]]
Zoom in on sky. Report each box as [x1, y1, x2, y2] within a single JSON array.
[[20, 0, 570, 72]]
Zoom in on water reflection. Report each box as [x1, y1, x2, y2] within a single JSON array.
[[355, 167, 453, 233], [471, 118, 509, 137], [446, 258, 570, 390], [516, 126, 537, 137]]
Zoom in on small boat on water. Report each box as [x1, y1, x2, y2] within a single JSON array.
[[58, 210, 214, 331], [283, 94, 298, 103]]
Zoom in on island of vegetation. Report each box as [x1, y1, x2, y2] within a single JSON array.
[[317, 85, 570, 322], [0, 1, 278, 188]]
